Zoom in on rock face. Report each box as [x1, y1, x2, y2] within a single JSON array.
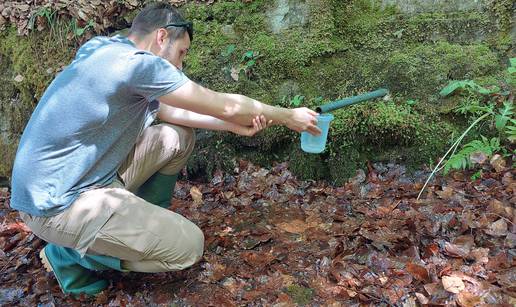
[[267, 0, 309, 34], [0, 0, 513, 183], [0, 54, 21, 185], [380, 0, 487, 14]]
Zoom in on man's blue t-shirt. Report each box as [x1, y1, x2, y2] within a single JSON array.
[[10, 35, 189, 216]]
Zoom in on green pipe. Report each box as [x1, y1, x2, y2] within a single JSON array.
[[315, 88, 389, 113]]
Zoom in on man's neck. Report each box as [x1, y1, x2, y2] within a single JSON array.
[[127, 33, 154, 53]]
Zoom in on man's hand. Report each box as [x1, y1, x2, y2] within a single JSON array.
[[285, 108, 322, 136], [231, 115, 271, 137]]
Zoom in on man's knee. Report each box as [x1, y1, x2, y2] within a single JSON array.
[[152, 124, 195, 175], [163, 222, 204, 271], [156, 124, 195, 156], [183, 224, 205, 266]]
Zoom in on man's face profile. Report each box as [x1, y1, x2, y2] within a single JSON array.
[[158, 31, 191, 71]]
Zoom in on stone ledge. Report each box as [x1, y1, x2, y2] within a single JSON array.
[[380, 0, 487, 14], [386, 13, 493, 44]]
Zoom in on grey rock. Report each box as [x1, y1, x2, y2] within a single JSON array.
[[266, 0, 309, 34], [221, 24, 237, 39], [277, 80, 300, 99]]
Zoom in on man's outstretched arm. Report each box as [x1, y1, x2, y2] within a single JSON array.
[[157, 104, 269, 137], [158, 80, 321, 135]]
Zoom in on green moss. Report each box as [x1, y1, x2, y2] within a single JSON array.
[[401, 12, 491, 44], [0, 23, 76, 129], [327, 146, 364, 184], [288, 146, 330, 182], [0, 0, 512, 182], [321, 101, 455, 183], [385, 42, 499, 98], [0, 48, 20, 178], [334, 0, 392, 49], [0, 24, 75, 100], [0, 138, 17, 179], [487, 0, 513, 33], [184, 22, 230, 80], [295, 51, 386, 102], [187, 131, 237, 179], [176, 0, 507, 182], [0, 22, 78, 177], [285, 284, 314, 306], [226, 126, 292, 152], [0, 28, 42, 107]]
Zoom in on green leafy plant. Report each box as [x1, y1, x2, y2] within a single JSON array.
[[509, 58, 516, 75], [230, 50, 262, 81], [312, 96, 324, 105], [406, 99, 418, 106], [418, 62, 515, 199], [241, 50, 260, 72], [495, 100, 514, 131], [455, 97, 493, 117], [470, 170, 482, 180], [439, 80, 499, 97], [443, 136, 500, 174], [29, 7, 56, 31], [290, 95, 305, 107], [70, 19, 94, 39], [506, 118, 516, 142], [221, 44, 236, 57]]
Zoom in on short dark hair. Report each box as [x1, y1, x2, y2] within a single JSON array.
[[129, 2, 189, 41]]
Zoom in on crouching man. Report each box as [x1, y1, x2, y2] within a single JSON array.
[[10, 2, 320, 295]]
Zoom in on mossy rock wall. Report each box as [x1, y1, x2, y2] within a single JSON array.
[[0, 0, 514, 184], [0, 23, 75, 182], [183, 0, 513, 184]]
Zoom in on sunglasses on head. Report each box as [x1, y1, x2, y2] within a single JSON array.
[[163, 21, 193, 41]]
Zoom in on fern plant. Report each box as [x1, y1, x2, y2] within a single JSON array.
[[439, 79, 499, 97], [496, 100, 514, 132], [443, 136, 500, 174], [506, 119, 516, 142], [417, 58, 515, 199]]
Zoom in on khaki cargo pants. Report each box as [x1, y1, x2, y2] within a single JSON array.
[[20, 124, 204, 272]]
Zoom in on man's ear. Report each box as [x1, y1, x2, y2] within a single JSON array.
[[156, 28, 168, 48]]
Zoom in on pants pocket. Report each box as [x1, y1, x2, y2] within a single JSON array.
[[19, 212, 79, 249], [43, 212, 80, 236], [88, 213, 162, 262]]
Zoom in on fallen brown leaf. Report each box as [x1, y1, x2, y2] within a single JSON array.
[[456, 291, 482, 307], [470, 151, 488, 165], [277, 219, 308, 234], [489, 154, 506, 172], [484, 219, 508, 237], [415, 292, 429, 304], [444, 241, 470, 258], [442, 275, 465, 294], [406, 262, 431, 283], [190, 186, 203, 205]]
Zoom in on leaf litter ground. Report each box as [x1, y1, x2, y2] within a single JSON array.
[[0, 161, 514, 306]]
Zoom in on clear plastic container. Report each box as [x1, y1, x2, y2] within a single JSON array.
[[301, 113, 334, 153]]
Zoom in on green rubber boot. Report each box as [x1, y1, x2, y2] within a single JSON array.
[[40, 244, 122, 296], [136, 172, 178, 208]]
